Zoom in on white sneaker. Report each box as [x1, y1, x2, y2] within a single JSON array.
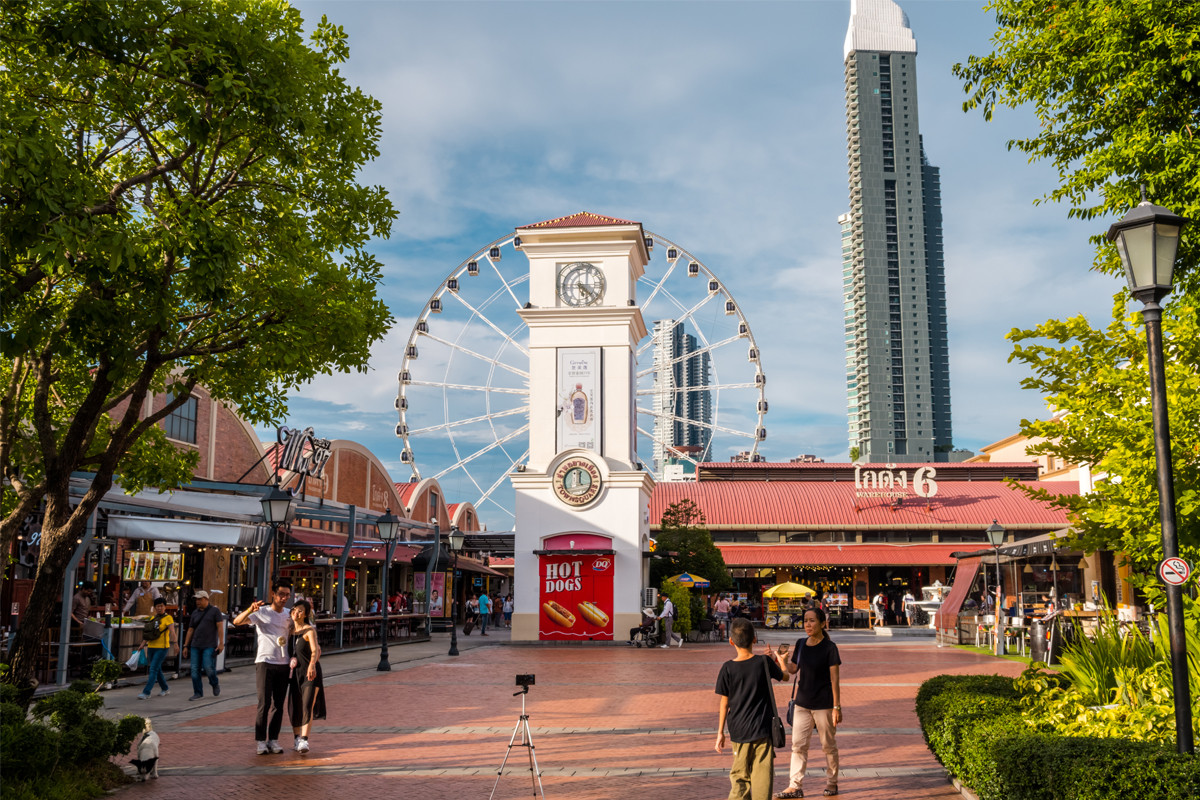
[[266, 740, 284, 754], [676, 638, 683, 648], [659, 644, 669, 648], [256, 741, 270, 755], [158, 689, 170, 697], [296, 737, 310, 753]]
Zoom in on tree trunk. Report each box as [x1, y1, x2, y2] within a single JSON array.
[[4, 478, 110, 697]]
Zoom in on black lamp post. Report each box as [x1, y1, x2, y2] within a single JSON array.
[[447, 526, 465, 657], [259, 481, 293, 595], [985, 520, 1006, 656], [1106, 196, 1193, 755], [375, 508, 401, 672]]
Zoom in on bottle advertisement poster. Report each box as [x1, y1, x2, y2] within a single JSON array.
[[538, 552, 614, 641], [122, 552, 183, 582], [557, 348, 600, 452]]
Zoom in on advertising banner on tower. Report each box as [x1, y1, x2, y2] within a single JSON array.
[[538, 552, 614, 641], [557, 348, 600, 452]]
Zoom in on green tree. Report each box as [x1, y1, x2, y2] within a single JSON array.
[[1, 0, 395, 689], [651, 499, 731, 592], [954, 0, 1200, 580]]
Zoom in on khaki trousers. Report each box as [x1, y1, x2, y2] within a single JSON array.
[[788, 707, 839, 789], [728, 737, 774, 800]]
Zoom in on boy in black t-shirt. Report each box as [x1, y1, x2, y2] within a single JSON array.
[[715, 617, 784, 800]]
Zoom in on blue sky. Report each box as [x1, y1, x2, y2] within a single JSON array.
[[274, 0, 1118, 528]]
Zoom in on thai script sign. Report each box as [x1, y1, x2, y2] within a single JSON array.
[[854, 463, 938, 499]]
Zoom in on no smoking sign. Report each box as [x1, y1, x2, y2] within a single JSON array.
[[1158, 557, 1191, 586]]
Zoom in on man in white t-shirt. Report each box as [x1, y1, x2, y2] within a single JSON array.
[[231, 581, 293, 755]]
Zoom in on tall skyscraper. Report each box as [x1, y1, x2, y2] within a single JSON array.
[[842, 0, 952, 463], [651, 319, 713, 476]]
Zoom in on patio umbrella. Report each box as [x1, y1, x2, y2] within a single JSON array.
[[668, 572, 711, 588], [762, 581, 817, 598]]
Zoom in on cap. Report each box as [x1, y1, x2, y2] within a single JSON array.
[[193, 590, 210, 599]]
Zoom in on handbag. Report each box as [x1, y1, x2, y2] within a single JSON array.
[[762, 655, 787, 749], [786, 668, 799, 726]]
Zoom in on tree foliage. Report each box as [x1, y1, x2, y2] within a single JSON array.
[[651, 499, 731, 592], [0, 0, 395, 687], [954, 0, 1200, 576]]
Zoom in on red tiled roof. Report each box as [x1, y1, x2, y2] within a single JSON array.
[[717, 543, 966, 567], [394, 482, 418, 504], [520, 211, 640, 229], [650, 480, 1075, 529]]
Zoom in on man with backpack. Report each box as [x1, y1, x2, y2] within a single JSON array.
[[658, 595, 683, 648], [182, 590, 225, 700], [136, 597, 174, 700]]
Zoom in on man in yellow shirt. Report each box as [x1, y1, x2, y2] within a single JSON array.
[[137, 597, 174, 700]]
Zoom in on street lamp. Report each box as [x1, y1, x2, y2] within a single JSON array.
[[259, 481, 293, 595], [447, 526, 465, 657], [1107, 196, 1193, 755], [985, 520, 1006, 656], [375, 508, 402, 672]]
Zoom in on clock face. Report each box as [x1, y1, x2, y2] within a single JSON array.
[[558, 262, 606, 307]]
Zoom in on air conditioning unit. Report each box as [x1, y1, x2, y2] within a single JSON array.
[[642, 587, 659, 609]]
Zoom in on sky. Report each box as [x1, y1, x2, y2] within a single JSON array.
[[272, 0, 1119, 529]]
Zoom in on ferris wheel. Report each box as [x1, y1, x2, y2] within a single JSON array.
[[395, 231, 768, 527]]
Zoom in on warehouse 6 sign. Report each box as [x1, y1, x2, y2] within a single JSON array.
[[854, 463, 938, 499]]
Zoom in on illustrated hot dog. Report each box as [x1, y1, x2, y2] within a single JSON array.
[[542, 600, 576, 628], [577, 601, 609, 628]]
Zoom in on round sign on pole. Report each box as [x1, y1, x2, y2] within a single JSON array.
[[1158, 557, 1190, 586]]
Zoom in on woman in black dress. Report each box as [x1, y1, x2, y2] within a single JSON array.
[[288, 599, 326, 753]]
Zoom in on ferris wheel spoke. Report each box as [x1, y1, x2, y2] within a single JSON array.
[[636, 406, 758, 439], [406, 380, 528, 396], [475, 449, 529, 509], [407, 405, 528, 437], [635, 292, 719, 358], [430, 423, 531, 481], [484, 250, 526, 310], [638, 255, 681, 310], [636, 333, 745, 379], [418, 332, 530, 380], [636, 381, 760, 395], [444, 290, 531, 358]]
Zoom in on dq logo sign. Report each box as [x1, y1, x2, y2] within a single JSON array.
[[592, 558, 611, 572]]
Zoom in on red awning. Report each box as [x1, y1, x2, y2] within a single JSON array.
[[716, 543, 964, 567], [936, 556, 982, 630], [456, 555, 505, 577]]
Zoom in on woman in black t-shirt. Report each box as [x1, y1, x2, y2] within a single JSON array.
[[773, 607, 842, 798]]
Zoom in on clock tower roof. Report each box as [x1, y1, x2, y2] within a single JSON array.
[[520, 211, 641, 230]]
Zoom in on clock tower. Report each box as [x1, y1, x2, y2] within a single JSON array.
[[510, 212, 656, 642]]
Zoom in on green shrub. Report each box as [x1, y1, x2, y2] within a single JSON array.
[[917, 673, 1200, 800]]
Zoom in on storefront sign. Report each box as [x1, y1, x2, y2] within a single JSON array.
[[123, 551, 183, 582], [277, 426, 333, 479], [557, 348, 600, 452], [538, 552, 613, 641], [854, 463, 938, 499]]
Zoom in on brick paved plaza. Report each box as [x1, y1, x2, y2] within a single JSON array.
[[104, 629, 1024, 799]]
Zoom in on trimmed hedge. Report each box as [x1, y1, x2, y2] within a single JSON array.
[[916, 673, 1199, 800]]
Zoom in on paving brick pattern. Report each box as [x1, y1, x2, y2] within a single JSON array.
[[106, 629, 1024, 799]]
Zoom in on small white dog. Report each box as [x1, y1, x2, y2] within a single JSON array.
[[130, 718, 160, 781]]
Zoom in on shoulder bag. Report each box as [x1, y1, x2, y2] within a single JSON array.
[[786, 667, 799, 726], [762, 655, 787, 749]]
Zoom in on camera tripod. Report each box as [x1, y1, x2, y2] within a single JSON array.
[[489, 684, 545, 799]]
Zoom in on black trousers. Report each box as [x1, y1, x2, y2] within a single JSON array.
[[255, 663, 290, 741]]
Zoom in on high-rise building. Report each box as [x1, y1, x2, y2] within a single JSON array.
[[651, 319, 712, 476], [842, 0, 952, 463]]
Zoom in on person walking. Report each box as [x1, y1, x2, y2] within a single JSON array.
[[478, 591, 491, 636], [658, 595, 683, 648], [714, 617, 785, 800], [713, 594, 732, 639], [902, 589, 917, 627], [871, 591, 886, 628], [182, 590, 224, 700], [287, 599, 325, 753], [136, 597, 174, 700], [231, 581, 293, 755], [503, 594, 514, 628], [773, 607, 842, 798]]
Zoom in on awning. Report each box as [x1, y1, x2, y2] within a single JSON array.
[[108, 516, 269, 549], [78, 478, 265, 521], [717, 543, 963, 567], [457, 555, 505, 577], [285, 527, 417, 564], [935, 556, 982, 630]]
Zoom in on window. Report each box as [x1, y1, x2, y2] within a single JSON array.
[[163, 393, 198, 444]]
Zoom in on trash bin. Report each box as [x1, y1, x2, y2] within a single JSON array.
[[1029, 619, 1048, 663], [1045, 619, 1076, 665]]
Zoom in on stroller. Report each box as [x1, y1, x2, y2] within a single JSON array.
[[629, 608, 660, 648]]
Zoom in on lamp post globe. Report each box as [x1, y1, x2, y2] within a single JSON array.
[[259, 482, 293, 595], [376, 508, 402, 672], [1107, 197, 1193, 755]]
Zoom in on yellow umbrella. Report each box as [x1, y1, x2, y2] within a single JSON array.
[[667, 572, 711, 588], [762, 581, 817, 598]]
